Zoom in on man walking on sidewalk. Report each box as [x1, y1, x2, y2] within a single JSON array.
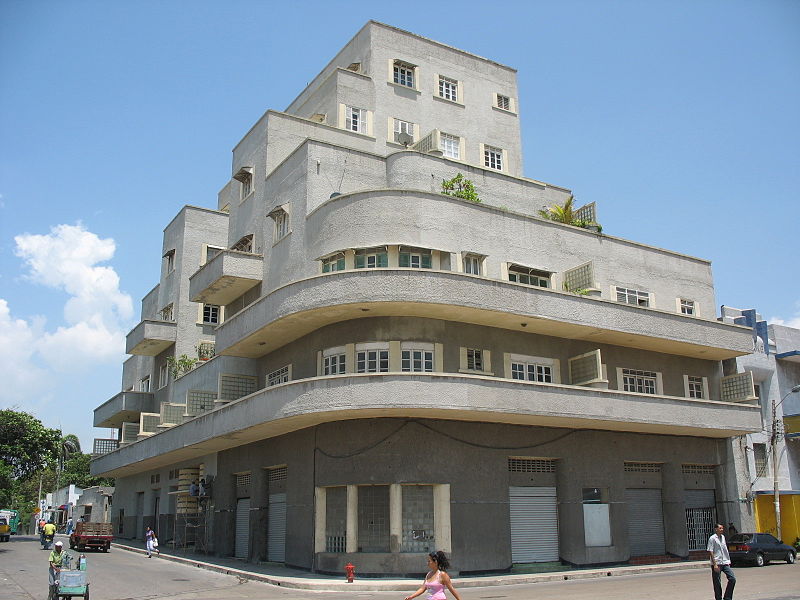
[[708, 523, 736, 600]]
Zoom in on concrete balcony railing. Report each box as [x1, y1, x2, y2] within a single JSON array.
[[92, 438, 119, 456], [125, 319, 177, 355], [91, 372, 761, 478], [189, 250, 263, 305], [93, 390, 158, 428]]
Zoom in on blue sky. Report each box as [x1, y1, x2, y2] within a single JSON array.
[[1, 0, 798, 449]]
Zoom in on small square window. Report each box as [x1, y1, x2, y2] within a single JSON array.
[[202, 304, 220, 324], [159, 303, 174, 322], [323, 353, 346, 375], [484, 145, 503, 170], [463, 254, 482, 275], [496, 94, 510, 110], [680, 299, 695, 315], [346, 106, 366, 133], [687, 376, 704, 399], [439, 132, 460, 159], [466, 349, 483, 371], [393, 119, 415, 144], [438, 76, 458, 102], [393, 61, 415, 88]]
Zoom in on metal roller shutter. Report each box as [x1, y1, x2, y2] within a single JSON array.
[[267, 493, 286, 562], [625, 488, 665, 556], [509, 486, 559, 563], [685, 489, 716, 550], [235, 497, 250, 559]]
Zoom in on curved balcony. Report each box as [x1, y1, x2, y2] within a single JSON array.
[[93, 391, 158, 428], [215, 269, 751, 360], [126, 319, 176, 355], [189, 249, 263, 305], [91, 372, 761, 477]]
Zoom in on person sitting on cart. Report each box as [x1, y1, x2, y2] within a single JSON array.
[[48, 540, 64, 600]]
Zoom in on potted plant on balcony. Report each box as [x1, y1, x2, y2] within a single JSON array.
[[166, 354, 198, 379]]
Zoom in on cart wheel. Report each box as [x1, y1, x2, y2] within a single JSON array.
[[84, 583, 89, 599], [102, 545, 108, 552]]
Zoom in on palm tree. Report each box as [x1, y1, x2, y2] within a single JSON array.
[[54, 435, 80, 501], [538, 195, 602, 232]]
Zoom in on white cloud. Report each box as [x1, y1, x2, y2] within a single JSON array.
[[770, 300, 800, 329]]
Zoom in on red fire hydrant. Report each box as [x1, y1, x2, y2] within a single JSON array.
[[345, 562, 355, 583]]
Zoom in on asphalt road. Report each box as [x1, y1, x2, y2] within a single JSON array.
[[1, 534, 797, 600]]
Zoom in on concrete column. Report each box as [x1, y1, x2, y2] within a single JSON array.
[[345, 344, 355, 374], [434, 343, 444, 372], [390, 484, 402, 552], [314, 487, 326, 553], [388, 245, 400, 268], [662, 461, 688, 557], [433, 484, 451, 552], [389, 341, 402, 371], [346, 485, 358, 553], [344, 249, 355, 270]]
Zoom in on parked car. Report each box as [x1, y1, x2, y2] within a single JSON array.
[[727, 533, 796, 566], [0, 516, 10, 542]]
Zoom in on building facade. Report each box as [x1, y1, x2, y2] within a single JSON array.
[[92, 22, 762, 574]]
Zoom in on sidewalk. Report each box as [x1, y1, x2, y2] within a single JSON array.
[[110, 539, 707, 591]]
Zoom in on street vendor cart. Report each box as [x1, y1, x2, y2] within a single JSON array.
[[52, 553, 89, 600]]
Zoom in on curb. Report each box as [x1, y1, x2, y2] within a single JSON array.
[[111, 542, 708, 591]]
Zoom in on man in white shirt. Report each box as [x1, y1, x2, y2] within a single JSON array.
[[707, 523, 736, 600]]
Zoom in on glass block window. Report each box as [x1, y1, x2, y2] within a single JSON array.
[[267, 466, 287, 481], [187, 390, 216, 416], [219, 374, 258, 401], [687, 376, 704, 399], [355, 248, 388, 269], [511, 361, 553, 383], [236, 473, 251, 487], [680, 299, 695, 315], [616, 287, 650, 307], [141, 413, 160, 433], [753, 444, 768, 477], [323, 352, 346, 375], [401, 348, 434, 373], [568, 350, 602, 385], [93, 438, 119, 455], [622, 369, 658, 394], [203, 304, 220, 324], [484, 145, 503, 170], [322, 253, 345, 272], [401, 485, 435, 553], [393, 119, 415, 144], [399, 248, 432, 268], [508, 265, 550, 288], [467, 348, 483, 371], [438, 75, 458, 102], [721, 372, 756, 402], [624, 462, 662, 473], [345, 105, 366, 133], [681, 464, 716, 475], [267, 365, 290, 387], [358, 485, 390, 552], [496, 94, 510, 110], [356, 347, 389, 373], [439, 132, 460, 159], [393, 61, 415, 87], [508, 457, 556, 473], [121, 422, 140, 443], [325, 486, 347, 553], [563, 261, 594, 292], [160, 403, 186, 426]]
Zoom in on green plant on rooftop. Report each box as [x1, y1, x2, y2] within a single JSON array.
[[441, 173, 480, 203], [538, 195, 602, 232], [166, 354, 198, 379]]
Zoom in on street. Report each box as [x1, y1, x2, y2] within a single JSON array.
[[1, 535, 798, 600]]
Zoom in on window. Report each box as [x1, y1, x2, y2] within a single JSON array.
[[439, 132, 460, 159], [484, 145, 503, 170], [753, 443, 768, 477], [325, 486, 347, 553], [205, 246, 223, 263], [508, 265, 550, 288], [346, 106, 366, 133], [401, 344, 434, 373], [496, 94, 511, 110], [358, 485, 390, 552], [393, 119, 415, 144], [393, 61, 415, 88], [234, 167, 254, 200], [164, 250, 175, 274], [323, 347, 346, 375], [274, 211, 289, 240], [140, 376, 150, 393], [616, 286, 650, 307], [158, 364, 169, 389], [231, 234, 253, 253], [687, 376, 704, 399], [267, 365, 290, 386], [355, 248, 388, 269], [197, 341, 215, 360], [463, 253, 483, 275], [401, 485, 435, 553], [159, 303, 174, 322], [399, 247, 432, 268], [438, 75, 458, 102], [680, 299, 695, 315], [511, 360, 553, 383], [202, 304, 220, 324], [356, 345, 389, 373], [467, 349, 483, 371], [322, 253, 345, 273], [621, 369, 657, 394]]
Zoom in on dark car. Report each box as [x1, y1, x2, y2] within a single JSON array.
[[727, 533, 796, 566]]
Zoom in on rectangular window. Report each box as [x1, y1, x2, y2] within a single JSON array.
[[687, 376, 704, 399], [463, 254, 482, 275], [267, 365, 290, 387], [323, 353, 346, 375], [616, 286, 650, 307], [158, 364, 169, 389], [355, 249, 388, 269], [401, 485, 435, 553], [393, 61, 415, 88], [325, 486, 347, 553], [466, 348, 483, 371], [240, 172, 252, 198], [202, 304, 220, 324], [159, 303, 174, 322], [322, 254, 345, 272], [356, 348, 389, 373], [399, 248, 432, 268], [439, 132, 460, 159], [164, 250, 175, 274], [393, 119, 415, 144], [346, 106, 366, 133], [197, 341, 215, 360], [753, 443, 768, 476], [484, 145, 503, 170], [358, 485, 390, 552], [496, 94, 510, 110], [680, 299, 695, 315], [622, 368, 657, 394], [401, 348, 434, 373], [140, 376, 150, 393], [511, 361, 553, 383], [206, 246, 223, 263], [438, 76, 458, 102], [275, 211, 289, 240], [508, 266, 550, 288]]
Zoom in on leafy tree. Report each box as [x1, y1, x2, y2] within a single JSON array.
[[441, 173, 480, 203], [166, 353, 198, 378], [0, 409, 60, 480], [61, 453, 113, 489]]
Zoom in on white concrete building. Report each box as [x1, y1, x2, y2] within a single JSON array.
[[92, 22, 761, 574]]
